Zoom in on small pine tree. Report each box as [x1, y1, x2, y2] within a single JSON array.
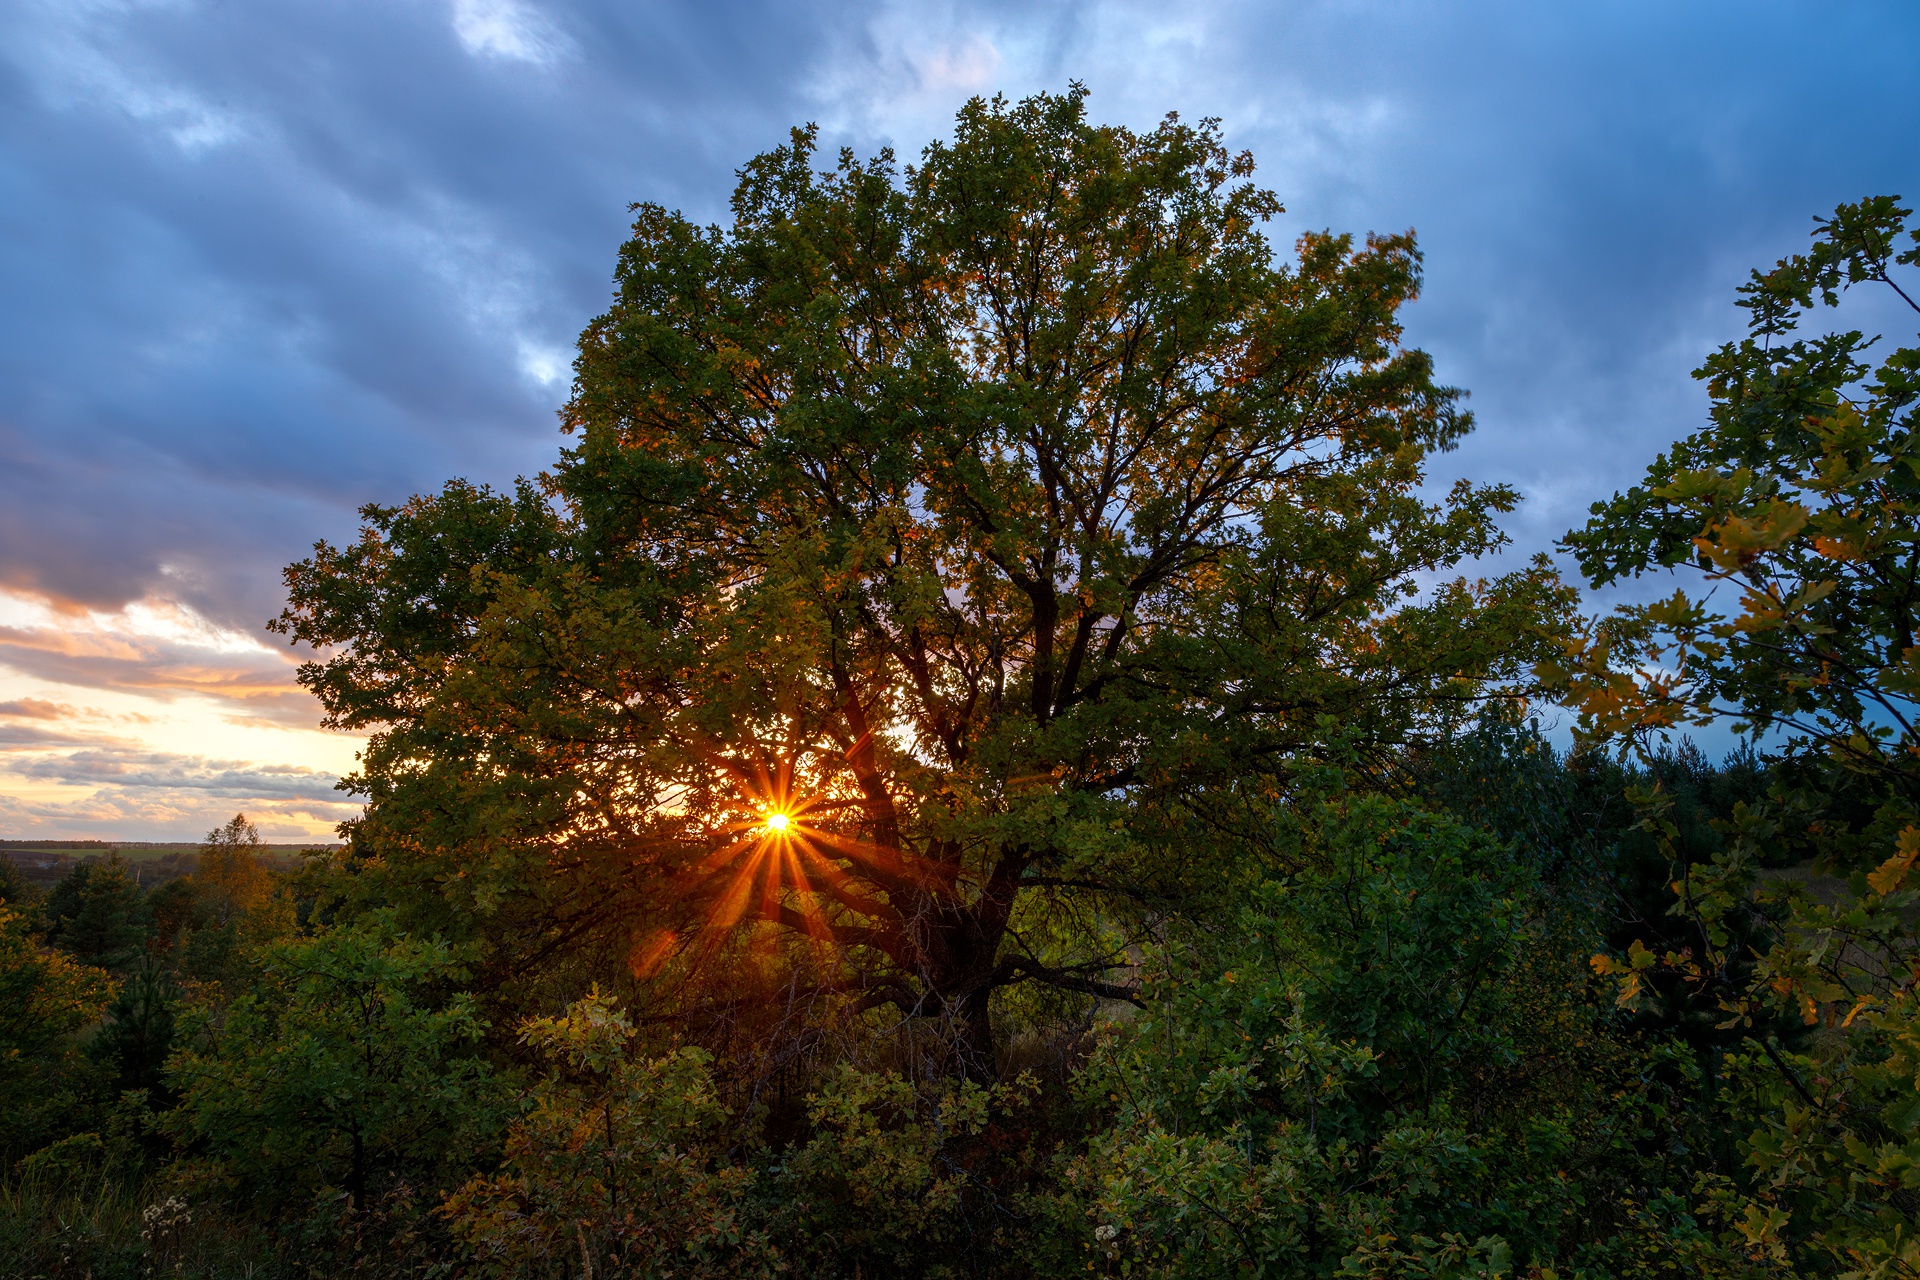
[[47, 854, 149, 972], [90, 948, 179, 1100]]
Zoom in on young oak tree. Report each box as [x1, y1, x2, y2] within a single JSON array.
[[1547, 197, 1920, 1276], [277, 89, 1568, 1075], [1550, 194, 1920, 799]]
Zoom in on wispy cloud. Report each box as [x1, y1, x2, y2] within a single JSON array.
[[0, 698, 75, 721], [0, 587, 359, 837], [0, 696, 157, 748], [0, 723, 96, 749], [0, 728, 355, 841], [0, 627, 314, 721], [8, 0, 254, 156], [0, 592, 318, 726], [450, 0, 573, 66], [0, 780, 354, 842]]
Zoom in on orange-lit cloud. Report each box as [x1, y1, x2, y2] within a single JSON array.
[[0, 741, 356, 840], [0, 698, 73, 720], [0, 625, 318, 726], [0, 589, 361, 839], [0, 783, 353, 841]]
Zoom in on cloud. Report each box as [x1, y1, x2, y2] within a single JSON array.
[[9, 0, 253, 157], [8, 746, 345, 804], [0, 0, 862, 634], [451, 0, 573, 66], [0, 590, 322, 726], [0, 695, 165, 748], [0, 626, 313, 718], [0, 785, 353, 842], [0, 696, 360, 837], [916, 36, 1001, 94], [0, 736, 356, 840], [516, 338, 573, 388], [0, 729, 359, 840], [0, 698, 74, 721], [0, 723, 96, 749]]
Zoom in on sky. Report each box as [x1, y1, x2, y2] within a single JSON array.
[[0, 0, 1914, 839]]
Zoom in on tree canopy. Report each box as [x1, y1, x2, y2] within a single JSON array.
[[276, 88, 1566, 1074]]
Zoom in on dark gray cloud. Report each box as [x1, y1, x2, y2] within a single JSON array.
[[946, 1, 1920, 570], [0, 0, 1914, 642], [0, 0, 868, 628]]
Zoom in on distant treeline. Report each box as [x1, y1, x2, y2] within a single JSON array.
[[0, 840, 116, 849], [1, 847, 322, 891], [0, 840, 341, 850]]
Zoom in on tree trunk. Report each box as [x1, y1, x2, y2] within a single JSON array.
[[909, 856, 1021, 1081], [955, 984, 997, 1082], [348, 1127, 367, 1213]]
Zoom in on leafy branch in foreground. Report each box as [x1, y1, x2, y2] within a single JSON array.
[[1547, 195, 1920, 788], [1552, 196, 1920, 1278]]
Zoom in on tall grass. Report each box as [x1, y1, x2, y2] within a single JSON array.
[[0, 1168, 372, 1279]]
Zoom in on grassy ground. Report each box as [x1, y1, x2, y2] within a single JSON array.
[[0, 1172, 284, 1279], [0, 1171, 443, 1279]]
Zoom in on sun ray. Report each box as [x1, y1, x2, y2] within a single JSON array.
[[779, 841, 837, 943], [705, 857, 762, 938], [628, 929, 679, 979], [665, 735, 922, 966]]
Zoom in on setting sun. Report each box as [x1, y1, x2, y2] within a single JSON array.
[[763, 810, 791, 833]]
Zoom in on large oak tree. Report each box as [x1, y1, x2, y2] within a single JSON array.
[[279, 89, 1568, 1075]]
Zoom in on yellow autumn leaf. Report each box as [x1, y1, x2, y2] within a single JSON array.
[[1867, 824, 1920, 896]]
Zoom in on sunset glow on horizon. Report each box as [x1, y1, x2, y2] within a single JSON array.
[[0, 586, 361, 841]]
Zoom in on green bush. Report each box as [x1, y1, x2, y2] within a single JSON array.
[[165, 910, 505, 1213], [0, 902, 115, 1164], [762, 1065, 1043, 1278], [1069, 786, 1760, 1278]]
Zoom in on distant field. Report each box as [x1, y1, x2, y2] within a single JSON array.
[[0, 840, 339, 861]]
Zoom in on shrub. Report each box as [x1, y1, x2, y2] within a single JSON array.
[[444, 988, 772, 1278], [1068, 787, 1761, 1278], [166, 910, 503, 1212]]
